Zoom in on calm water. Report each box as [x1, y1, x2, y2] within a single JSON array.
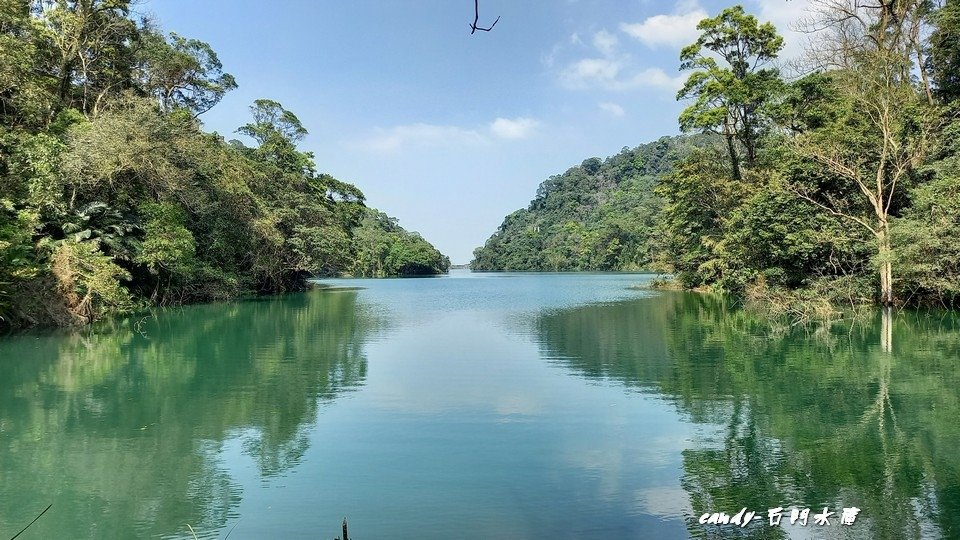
[[1, 271, 959, 539]]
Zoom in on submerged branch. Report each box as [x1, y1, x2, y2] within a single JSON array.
[[9, 504, 53, 540]]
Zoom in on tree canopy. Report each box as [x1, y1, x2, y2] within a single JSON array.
[[472, 136, 713, 272], [677, 5, 784, 180], [0, 0, 448, 329]]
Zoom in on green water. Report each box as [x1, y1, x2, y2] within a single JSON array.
[[1, 271, 958, 539]]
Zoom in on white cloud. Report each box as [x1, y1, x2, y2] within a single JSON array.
[[489, 117, 539, 139], [563, 60, 684, 92], [561, 57, 624, 88], [753, 0, 815, 65], [556, 4, 695, 93], [545, 30, 612, 69], [592, 30, 619, 56], [358, 117, 540, 152], [598, 102, 625, 117], [622, 67, 686, 91], [620, 9, 707, 48], [359, 123, 486, 153], [542, 41, 563, 68], [756, 0, 812, 32]]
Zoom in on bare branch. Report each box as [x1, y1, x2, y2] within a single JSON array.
[[790, 185, 879, 236], [470, 0, 499, 34]]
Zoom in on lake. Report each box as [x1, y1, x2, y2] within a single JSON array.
[[1, 270, 958, 539]]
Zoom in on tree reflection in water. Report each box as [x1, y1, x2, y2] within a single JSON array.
[[537, 292, 960, 539], [0, 289, 376, 539]]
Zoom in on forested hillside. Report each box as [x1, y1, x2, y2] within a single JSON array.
[[476, 2, 960, 314], [472, 135, 710, 271], [351, 208, 450, 277], [0, 1, 447, 329]]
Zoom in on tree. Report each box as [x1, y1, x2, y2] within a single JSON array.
[[237, 99, 313, 174], [235, 100, 368, 282], [35, 0, 138, 116], [929, 0, 960, 102], [791, 0, 939, 305], [238, 98, 307, 145], [471, 137, 705, 272], [655, 146, 742, 288], [893, 117, 960, 306], [677, 6, 784, 180], [0, 200, 39, 323], [803, 0, 935, 103], [134, 29, 237, 116], [0, 0, 51, 127]]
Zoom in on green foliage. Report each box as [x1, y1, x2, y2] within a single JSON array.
[[725, 175, 868, 289], [50, 238, 134, 323], [0, 0, 49, 126], [477, 2, 960, 312], [677, 5, 784, 177], [236, 99, 314, 175], [0, 130, 68, 213], [655, 141, 874, 300], [929, 0, 960, 103], [36, 0, 139, 114], [657, 66, 895, 305], [352, 208, 450, 277], [0, 6, 447, 328], [771, 72, 842, 135], [655, 5, 872, 297], [472, 136, 710, 272], [134, 29, 237, 115], [894, 175, 960, 306], [893, 116, 960, 306], [136, 201, 196, 276], [654, 145, 737, 288], [0, 200, 39, 322]]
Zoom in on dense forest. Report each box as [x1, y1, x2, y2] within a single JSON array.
[[351, 208, 450, 278], [0, 1, 448, 329], [475, 1, 960, 314], [471, 135, 711, 272]]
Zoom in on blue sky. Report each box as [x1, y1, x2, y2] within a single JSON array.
[[139, 1, 811, 264]]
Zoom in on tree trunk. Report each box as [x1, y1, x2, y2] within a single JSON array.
[[882, 258, 894, 305], [881, 305, 892, 353], [742, 112, 756, 166], [916, 44, 934, 106], [877, 223, 895, 306], [58, 60, 75, 107], [723, 120, 741, 181]]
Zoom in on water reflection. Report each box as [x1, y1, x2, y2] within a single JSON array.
[[537, 292, 960, 539], [0, 290, 374, 539], [3, 276, 959, 539]]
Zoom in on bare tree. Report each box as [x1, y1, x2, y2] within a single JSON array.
[[797, 0, 933, 83], [791, 0, 939, 305]]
